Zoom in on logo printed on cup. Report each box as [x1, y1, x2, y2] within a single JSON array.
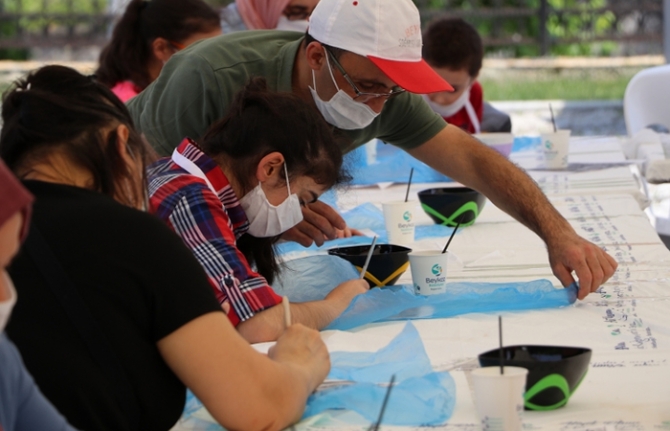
[[425, 263, 446, 285], [383, 201, 416, 247], [397, 210, 415, 232], [409, 251, 449, 295]]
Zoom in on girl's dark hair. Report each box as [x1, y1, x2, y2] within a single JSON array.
[[0, 65, 149, 208], [96, 0, 220, 90], [200, 77, 350, 283], [422, 16, 483, 77]]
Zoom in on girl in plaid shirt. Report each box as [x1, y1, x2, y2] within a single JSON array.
[[148, 78, 368, 343]]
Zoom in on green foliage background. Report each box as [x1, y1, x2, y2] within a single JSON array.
[[417, 0, 618, 57]]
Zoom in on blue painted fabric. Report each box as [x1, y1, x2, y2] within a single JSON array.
[[271, 254, 576, 331], [327, 281, 578, 330], [304, 323, 455, 425], [181, 323, 455, 428], [345, 143, 452, 185], [344, 137, 539, 186]]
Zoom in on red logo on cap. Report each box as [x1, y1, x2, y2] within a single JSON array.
[[405, 24, 420, 37], [353, 1, 358, 5]]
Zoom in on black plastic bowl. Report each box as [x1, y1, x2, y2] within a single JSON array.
[[327, 244, 412, 288], [417, 187, 486, 227], [478, 345, 592, 411]]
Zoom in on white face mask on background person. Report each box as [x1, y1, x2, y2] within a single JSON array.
[[239, 163, 304, 237], [0, 271, 17, 333], [422, 87, 471, 118], [309, 54, 380, 130], [276, 15, 310, 32]]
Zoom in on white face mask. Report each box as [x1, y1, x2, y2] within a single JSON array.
[[422, 87, 471, 118], [0, 271, 17, 333], [276, 15, 309, 32], [239, 163, 304, 237], [309, 54, 380, 130]]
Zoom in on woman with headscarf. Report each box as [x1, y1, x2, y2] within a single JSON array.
[[0, 160, 78, 431], [220, 0, 318, 33]]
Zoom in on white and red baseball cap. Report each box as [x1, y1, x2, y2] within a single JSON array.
[[308, 0, 454, 94]]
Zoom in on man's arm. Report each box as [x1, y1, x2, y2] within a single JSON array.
[[408, 124, 618, 299], [236, 279, 368, 343]]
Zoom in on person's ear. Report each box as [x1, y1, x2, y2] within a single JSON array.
[[151, 37, 175, 63], [115, 124, 134, 167], [255, 152, 285, 185], [305, 41, 326, 71]]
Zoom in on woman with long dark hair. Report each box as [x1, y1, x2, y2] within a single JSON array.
[[97, 0, 221, 102], [148, 77, 368, 344], [1, 65, 329, 431]]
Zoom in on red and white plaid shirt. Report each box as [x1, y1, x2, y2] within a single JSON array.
[[148, 139, 282, 326]]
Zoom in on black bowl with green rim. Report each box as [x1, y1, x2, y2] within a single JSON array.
[[327, 244, 412, 288], [417, 187, 486, 227], [478, 345, 592, 411]]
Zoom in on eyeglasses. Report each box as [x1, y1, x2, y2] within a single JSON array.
[[325, 48, 406, 102]]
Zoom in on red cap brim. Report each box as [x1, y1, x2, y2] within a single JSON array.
[[368, 56, 454, 94]]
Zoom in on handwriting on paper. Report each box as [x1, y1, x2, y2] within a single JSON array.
[[591, 359, 667, 368], [559, 420, 644, 431]]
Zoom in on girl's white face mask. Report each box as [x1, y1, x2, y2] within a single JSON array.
[[239, 163, 303, 237], [276, 16, 309, 32], [423, 87, 471, 118], [309, 53, 379, 130], [0, 271, 17, 333]]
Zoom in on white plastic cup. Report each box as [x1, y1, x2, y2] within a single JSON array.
[[408, 250, 449, 295], [540, 130, 571, 169], [382, 201, 416, 246], [471, 366, 528, 431], [364, 139, 378, 165]]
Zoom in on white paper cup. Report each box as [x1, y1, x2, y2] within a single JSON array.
[[540, 130, 571, 169], [408, 250, 449, 295], [382, 201, 416, 246], [471, 366, 528, 431]]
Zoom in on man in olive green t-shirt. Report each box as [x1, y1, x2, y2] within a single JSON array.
[[128, 0, 617, 300]]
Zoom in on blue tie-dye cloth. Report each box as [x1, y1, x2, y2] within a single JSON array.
[[343, 136, 539, 186], [304, 322, 455, 425], [327, 280, 577, 331], [345, 142, 452, 185], [181, 323, 455, 428], [272, 254, 576, 331]]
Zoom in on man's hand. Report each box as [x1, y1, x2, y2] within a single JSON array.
[[548, 233, 618, 300], [281, 200, 348, 247]]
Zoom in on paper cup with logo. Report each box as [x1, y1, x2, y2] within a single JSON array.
[[382, 201, 416, 246], [408, 251, 449, 295], [471, 366, 528, 431], [541, 130, 571, 169]]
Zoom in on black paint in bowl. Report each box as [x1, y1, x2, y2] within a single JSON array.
[[417, 187, 486, 227], [478, 345, 592, 410], [327, 244, 412, 288]]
